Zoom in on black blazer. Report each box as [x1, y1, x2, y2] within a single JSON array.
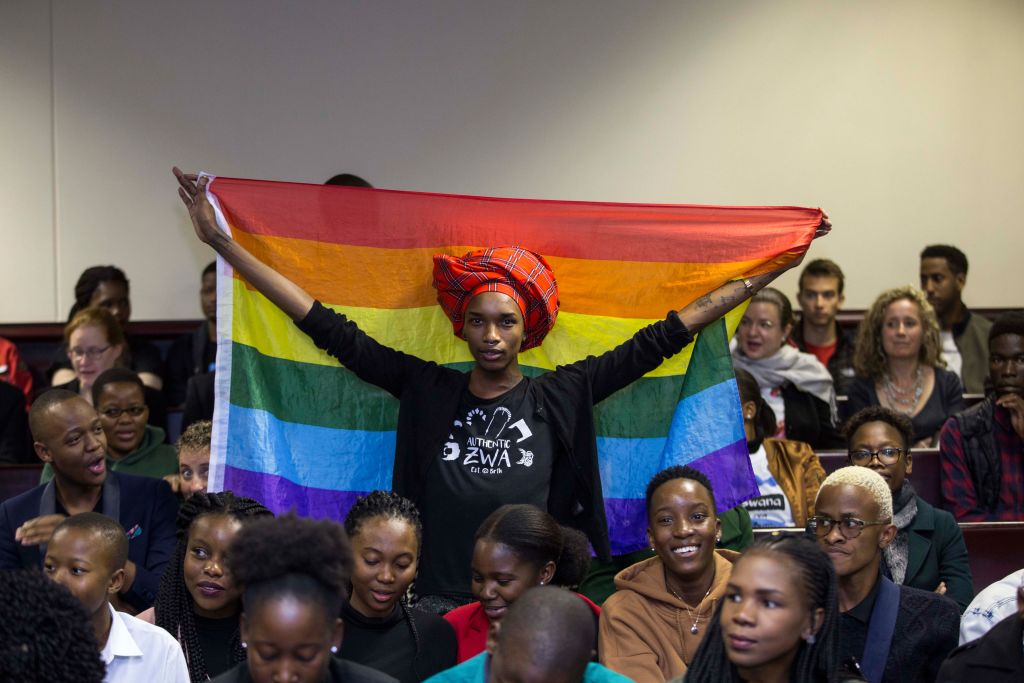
[[0, 471, 178, 611]]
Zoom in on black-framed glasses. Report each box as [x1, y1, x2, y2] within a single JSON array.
[[100, 406, 146, 419], [68, 345, 112, 360], [848, 447, 903, 465], [806, 515, 890, 540]]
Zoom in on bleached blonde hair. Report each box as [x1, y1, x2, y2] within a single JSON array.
[[815, 466, 893, 521]]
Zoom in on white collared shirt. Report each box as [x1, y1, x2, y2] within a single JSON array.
[[959, 569, 1024, 645], [100, 603, 190, 683]]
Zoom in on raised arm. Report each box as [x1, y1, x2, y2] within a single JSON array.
[[173, 167, 314, 321], [675, 215, 832, 333]]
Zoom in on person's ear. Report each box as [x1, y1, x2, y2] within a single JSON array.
[[782, 322, 794, 340], [878, 523, 898, 550], [904, 451, 913, 477], [838, 292, 846, 308], [34, 442, 53, 464], [804, 607, 825, 640], [715, 517, 722, 545], [954, 272, 966, 291], [646, 527, 655, 551], [108, 567, 126, 596], [331, 617, 344, 651], [538, 560, 555, 586], [742, 400, 757, 421]]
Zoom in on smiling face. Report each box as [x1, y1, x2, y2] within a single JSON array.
[[462, 292, 525, 373], [96, 381, 148, 459], [241, 595, 342, 683], [647, 478, 721, 588], [797, 275, 844, 328], [179, 446, 211, 499], [67, 325, 122, 392], [990, 334, 1024, 397], [34, 397, 108, 488], [471, 539, 552, 623], [184, 514, 243, 619], [349, 516, 419, 618], [880, 298, 923, 362], [44, 526, 124, 620], [721, 552, 819, 681], [89, 280, 131, 327], [737, 302, 791, 361], [919, 257, 963, 319], [814, 484, 895, 581]]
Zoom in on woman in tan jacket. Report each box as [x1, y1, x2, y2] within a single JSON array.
[[735, 368, 826, 528], [599, 465, 739, 682]]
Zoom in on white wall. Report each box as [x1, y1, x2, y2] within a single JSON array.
[[2, 0, 1022, 322]]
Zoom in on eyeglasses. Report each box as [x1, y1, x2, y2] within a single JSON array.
[[848, 447, 903, 465], [68, 345, 112, 360], [807, 515, 890, 540], [100, 406, 146, 419]]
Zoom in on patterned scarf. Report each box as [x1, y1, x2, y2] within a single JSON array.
[[883, 481, 917, 585]]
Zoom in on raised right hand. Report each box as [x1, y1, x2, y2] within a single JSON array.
[[173, 166, 227, 248]]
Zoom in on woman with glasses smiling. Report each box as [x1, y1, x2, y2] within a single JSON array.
[[842, 406, 973, 613], [41, 368, 177, 484], [51, 307, 169, 436]]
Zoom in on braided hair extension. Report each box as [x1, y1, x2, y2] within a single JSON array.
[[0, 569, 106, 683], [344, 491, 427, 681], [153, 491, 272, 682], [685, 534, 839, 683]]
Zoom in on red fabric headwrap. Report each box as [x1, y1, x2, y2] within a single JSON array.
[[432, 247, 559, 352]]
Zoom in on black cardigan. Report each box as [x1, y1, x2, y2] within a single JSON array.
[[297, 301, 694, 562]]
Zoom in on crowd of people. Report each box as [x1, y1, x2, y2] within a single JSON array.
[[0, 173, 1021, 682]]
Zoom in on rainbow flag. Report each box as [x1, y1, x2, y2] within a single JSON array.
[[205, 177, 822, 554]]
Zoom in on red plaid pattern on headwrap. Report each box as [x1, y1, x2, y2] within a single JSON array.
[[432, 247, 559, 351]]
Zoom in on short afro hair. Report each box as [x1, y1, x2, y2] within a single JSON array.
[[28, 389, 83, 444], [816, 466, 892, 520], [842, 406, 914, 452], [90, 368, 145, 407], [645, 465, 716, 514], [920, 245, 968, 276], [990, 311, 1024, 346]]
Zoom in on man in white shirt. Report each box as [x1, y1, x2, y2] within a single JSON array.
[[43, 511, 189, 682], [959, 568, 1024, 644]]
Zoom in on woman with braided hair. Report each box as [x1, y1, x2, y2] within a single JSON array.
[[210, 514, 397, 683], [341, 491, 456, 682], [142, 491, 273, 682], [681, 534, 840, 683]]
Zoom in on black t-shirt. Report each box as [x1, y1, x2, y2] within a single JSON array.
[[339, 601, 456, 683], [416, 380, 553, 598], [194, 613, 241, 678]]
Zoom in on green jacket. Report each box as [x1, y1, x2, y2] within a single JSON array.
[[40, 425, 178, 484], [954, 310, 993, 395], [900, 495, 974, 613]]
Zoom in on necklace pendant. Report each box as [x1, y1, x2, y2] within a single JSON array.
[[690, 624, 699, 635]]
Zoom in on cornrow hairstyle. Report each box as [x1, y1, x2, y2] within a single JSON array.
[[751, 287, 795, 328], [343, 490, 429, 680], [920, 244, 968, 276], [53, 512, 129, 572], [989, 311, 1024, 345], [735, 368, 777, 449], [645, 465, 717, 514], [229, 513, 352, 619], [154, 491, 273, 683], [842, 406, 913, 453], [474, 504, 587, 587], [69, 265, 129, 320], [686, 534, 839, 683], [0, 569, 106, 683], [90, 367, 146, 407], [177, 419, 212, 455]]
